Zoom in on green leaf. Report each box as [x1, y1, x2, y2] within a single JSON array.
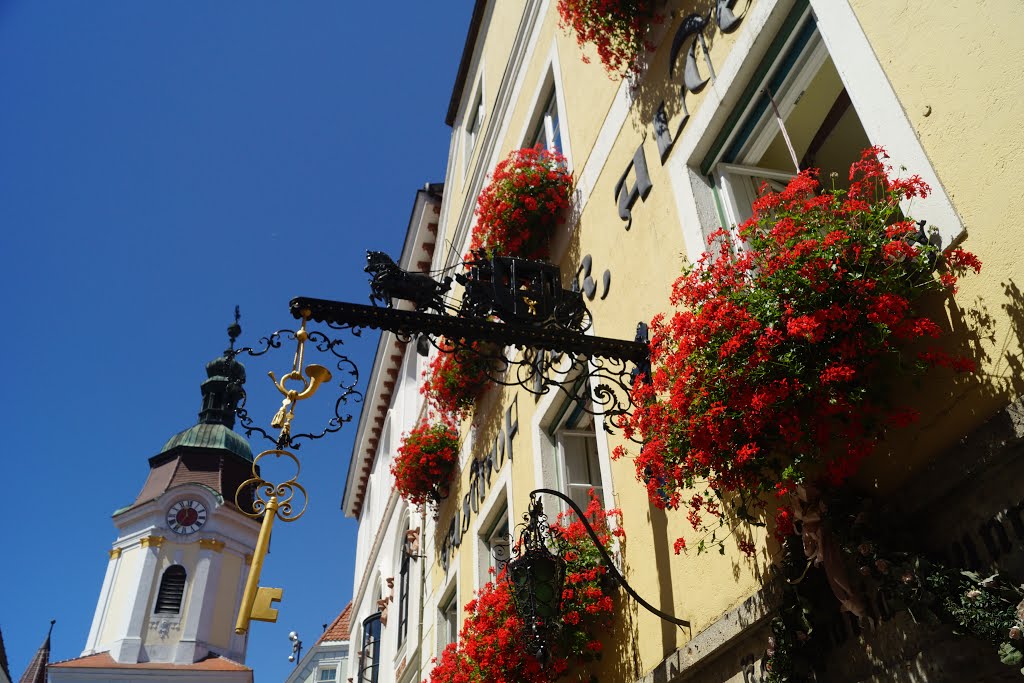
[[998, 642, 1023, 666]]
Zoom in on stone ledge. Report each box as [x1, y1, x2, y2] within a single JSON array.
[[637, 582, 781, 683]]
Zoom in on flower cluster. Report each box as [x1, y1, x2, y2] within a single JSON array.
[[549, 491, 624, 659], [557, 0, 660, 78], [429, 575, 548, 683], [472, 146, 572, 260], [427, 494, 623, 683], [614, 148, 981, 549], [421, 338, 493, 421], [391, 420, 460, 506]]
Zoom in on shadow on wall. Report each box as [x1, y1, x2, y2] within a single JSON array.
[[629, 0, 752, 137]]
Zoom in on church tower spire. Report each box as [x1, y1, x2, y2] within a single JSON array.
[[54, 313, 256, 682], [198, 307, 245, 428], [17, 621, 53, 683]]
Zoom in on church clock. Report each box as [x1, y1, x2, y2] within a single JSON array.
[[166, 500, 208, 535]]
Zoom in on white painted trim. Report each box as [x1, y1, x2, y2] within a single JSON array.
[[515, 41, 575, 173], [469, 465, 511, 589], [809, 0, 964, 247], [665, 0, 965, 263], [440, 0, 550, 270], [575, 79, 633, 215]]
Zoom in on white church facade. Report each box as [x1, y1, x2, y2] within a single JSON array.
[[49, 338, 258, 683]]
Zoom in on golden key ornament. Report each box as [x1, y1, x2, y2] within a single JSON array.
[[234, 317, 332, 635]]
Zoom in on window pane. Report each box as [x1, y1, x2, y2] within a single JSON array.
[[441, 595, 459, 647], [319, 668, 337, 681], [486, 513, 510, 577]]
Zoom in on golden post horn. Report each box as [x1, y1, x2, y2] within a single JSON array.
[[295, 364, 332, 401]]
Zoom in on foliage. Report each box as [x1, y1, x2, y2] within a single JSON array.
[[421, 337, 493, 421], [614, 148, 981, 551], [429, 575, 548, 683], [472, 146, 572, 260], [390, 420, 460, 506], [764, 496, 1024, 679], [833, 498, 1024, 674], [427, 493, 623, 683], [557, 0, 661, 78]]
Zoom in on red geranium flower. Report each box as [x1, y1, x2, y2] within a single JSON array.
[[391, 420, 460, 506], [473, 147, 572, 260], [616, 148, 980, 551]]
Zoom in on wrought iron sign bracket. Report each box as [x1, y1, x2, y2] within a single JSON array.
[[289, 296, 651, 431], [290, 297, 648, 365]]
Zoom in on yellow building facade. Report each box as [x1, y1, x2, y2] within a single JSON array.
[[343, 2, 1024, 682]]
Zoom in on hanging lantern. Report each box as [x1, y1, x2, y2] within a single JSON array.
[[505, 496, 565, 663]]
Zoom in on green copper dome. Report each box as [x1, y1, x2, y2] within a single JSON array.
[[156, 312, 252, 461], [159, 422, 253, 461]]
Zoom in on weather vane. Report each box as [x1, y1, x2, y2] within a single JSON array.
[[234, 313, 333, 635]]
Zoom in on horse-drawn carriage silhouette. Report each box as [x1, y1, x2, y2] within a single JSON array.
[[365, 250, 590, 332], [456, 251, 590, 331]]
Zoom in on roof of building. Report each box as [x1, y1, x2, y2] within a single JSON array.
[[159, 422, 252, 461], [0, 626, 11, 683], [49, 652, 251, 672], [445, 0, 487, 126], [17, 621, 53, 683], [342, 185, 443, 518], [316, 602, 353, 645]]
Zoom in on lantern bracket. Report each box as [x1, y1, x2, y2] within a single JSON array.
[[529, 488, 690, 628]]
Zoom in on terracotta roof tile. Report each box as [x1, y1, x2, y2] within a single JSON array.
[[49, 652, 251, 672], [316, 602, 353, 645]]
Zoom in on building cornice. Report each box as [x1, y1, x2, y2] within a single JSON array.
[[446, 0, 489, 127]]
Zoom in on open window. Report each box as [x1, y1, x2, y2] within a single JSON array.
[[708, 14, 870, 233], [396, 522, 411, 647], [529, 88, 563, 154], [551, 398, 604, 512]]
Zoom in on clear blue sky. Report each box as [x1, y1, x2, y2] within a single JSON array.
[[0, 1, 472, 680]]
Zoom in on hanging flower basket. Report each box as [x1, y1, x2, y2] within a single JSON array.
[[391, 420, 461, 507], [557, 0, 661, 78], [614, 148, 982, 553], [421, 337, 494, 421], [472, 146, 573, 260], [427, 493, 623, 683]]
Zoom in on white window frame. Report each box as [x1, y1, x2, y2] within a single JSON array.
[[529, 361, 616, 514], [667, 0, 965, 264], [517, 47, 574, 171], [317, 664, 339, 682], [553, 408, 604, 513], [715, 163, 796, 235], [469, 464, 512, 588], [437, 580, 459, 651], [463, 84, 484, 179], [480, 507, 510, 580], [529, 89, 562, 154]]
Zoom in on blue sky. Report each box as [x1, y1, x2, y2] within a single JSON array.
[[0, 1, 472, 680]]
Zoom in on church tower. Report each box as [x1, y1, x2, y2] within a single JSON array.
[[50, 320, 258, 681]]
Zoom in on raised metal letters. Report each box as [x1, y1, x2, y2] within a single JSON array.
[[613, 143, 654, 230]]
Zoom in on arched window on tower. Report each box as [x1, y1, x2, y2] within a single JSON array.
[[154, 565, 187, 615]]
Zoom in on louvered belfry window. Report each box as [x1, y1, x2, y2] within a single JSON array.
[[155, 565, 187, 614]]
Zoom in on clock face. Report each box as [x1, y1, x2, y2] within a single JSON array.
[[166, 500, 208, 535]]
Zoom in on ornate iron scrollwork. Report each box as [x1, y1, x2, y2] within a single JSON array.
[[229, 327, 362, 450], [281, 251, 650, 437]]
